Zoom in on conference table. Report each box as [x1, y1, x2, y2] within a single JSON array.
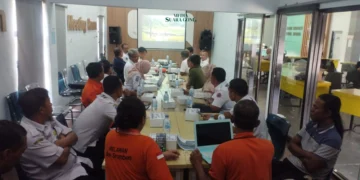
[[332, 89, 360, 130], [102, 74, 209, 180]]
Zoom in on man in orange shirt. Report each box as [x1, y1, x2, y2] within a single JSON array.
[[190, 100, 274, 180], [81, 62, 104, 107]]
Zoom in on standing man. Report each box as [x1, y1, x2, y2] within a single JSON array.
[[0, 121, 27, 180], [82, 62, 104, 108], [186, 47, 194, 56], [18, 88, 94, 180], [200, 50, 210, 67], [100, 60, 112, 83], [112, 47, 126, 83], [121, 43, 129, 62], [73, 76, 123, 180], [186, 55, 205, 89], [123, 49, 139, 83], [138, 47, 148, 61], [180, 50, 190, 76]]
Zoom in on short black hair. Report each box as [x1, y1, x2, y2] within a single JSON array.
[[115, 97, 146, 131], [186, 47, 194, 53], [189, 55, 201, 66], [100, 60, 111, 74], [229, 78, 248, 96], [86, 62, 103, 79], [114, 47, 121, 57], [18, 88, 49, 119], [0, 120, 26, 151], [121, 43, 128, 49], [181, 50, 190, 59], [233, 100, 259, 130], [103, 76, 122, 95], [138, 47, 147, 53], [211, 67, 226, 82]]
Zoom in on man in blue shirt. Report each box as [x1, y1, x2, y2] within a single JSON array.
[[112, 48, 126, 83]]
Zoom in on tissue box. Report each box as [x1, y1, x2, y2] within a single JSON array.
[[171, 88, 184, 98], [145, 77, 159, 84], [169, 79, 184, 87], [168, 68, 179, 73], [185, 108, 200, 121], [161, 98, 176, 109], [143, 84, 158, 92], [166, 134, 178, 150], [141, 93, 155, 102], [158, 59, 169, 65], [177, 95, 189, 105], [149, 112, 166, 127], [194, 91, 212, 99]]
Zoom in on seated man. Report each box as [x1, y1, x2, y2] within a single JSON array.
[[193, 67, 234, 113], [123, 49, 139, 82], [0, 121, 27, 180], [180, 50, 190, 76], [73, 76, 123, 179], [82, 62, 104, 107], [187, 46, 194, 56], [18, 88, 94, 180], [272, 94, 343, 180], [200, 50, 210, 67], [138, 47, 147, 61], [186, 55, 205, 89], [190, 100, 274, 180], [100, 59, 113, 83]]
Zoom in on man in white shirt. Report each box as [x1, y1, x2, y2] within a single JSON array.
[[121, 43, 129, 62], [18, 88, 94, 180], [100, 59, 112, 83], [200, 50, 210, 67], [180, 50, 190, 76], [123, 48, 139, 83], [138, 47, 147, 62], [73, 76, 123, 179], [193, 67, 234, 113]]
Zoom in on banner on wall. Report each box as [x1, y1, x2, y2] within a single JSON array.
[[67, 15, 97, 33]]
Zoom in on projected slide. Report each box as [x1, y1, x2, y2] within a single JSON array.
[[138, 9, 186, 49]]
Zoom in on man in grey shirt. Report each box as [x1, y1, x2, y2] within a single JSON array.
[[73, 76, 123, 180]]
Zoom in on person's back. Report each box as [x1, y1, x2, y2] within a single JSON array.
[[187, 55, 205, 89], [210, 133, 273, 180]]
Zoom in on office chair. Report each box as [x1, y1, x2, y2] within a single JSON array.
[[266, 114, 291, 160], [325, 72, 342, 92], [65, 66, 85, 90], [58, 71, 82, 97], [71, 64, 86, 83], [77, 62, 88, 80], [6, 91, 25, 123]]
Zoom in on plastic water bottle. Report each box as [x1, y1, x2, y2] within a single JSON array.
[[152, 96, 157, 111], [169, 60, 173, 67], [159, 65, 163, 76], [175, 78, 180, 88], [189, 86, 194, 97], [218, 111, 225, 120], [151, 58, 155, 66], [164, 115, 171, 133], [166, 55, 169, 60], [163, 91, 169, 103], [137, 86, 142, 97], [186, 96, 193, 108]]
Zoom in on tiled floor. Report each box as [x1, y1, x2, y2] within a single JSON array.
[[258, 85, 360, 180]]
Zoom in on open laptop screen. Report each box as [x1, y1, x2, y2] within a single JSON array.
[[196, 121, 232, 146]]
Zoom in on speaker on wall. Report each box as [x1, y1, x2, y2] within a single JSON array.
[[109, 26, 122, 45]]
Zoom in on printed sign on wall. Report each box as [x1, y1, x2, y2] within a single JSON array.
[[0, 9, 7, 32], [67, 15, 97, 33]]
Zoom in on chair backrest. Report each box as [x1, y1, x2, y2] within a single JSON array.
[[6, 91, 25, 123], [325, 72, 342, 91], [77, 62, 88, 79], [71, 65, 82, 82], [266, 114, 291, 160], [58, 72, 67, 94], [25, 83, 41, 91], [82, 60, 88, 74], [56, 113, 68, 127]]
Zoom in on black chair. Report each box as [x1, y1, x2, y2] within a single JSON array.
[[266, 114, 291, 160], [6, 91, 25, 123], [325, 72, 342, 91], [58, 72, 82, 97], [68, 65, 86, 90]]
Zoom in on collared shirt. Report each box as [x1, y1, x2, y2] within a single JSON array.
[[288, 121, 342, 179], [211, 81, 235, 111], [105, 129, 172, 180], [20, 117, 87, 180], [73, 92, 118, 153], [180, 58, 189, 73], [124, 60, 135, 83], [81, 79, 103, 107], [122, 53, 129, 62], [187, 66, 205, 89], [124, 72, 142, 91], [101, 74, 109, 83], [209, 132, 274, 180], [113, 57, 126, 83], [200, 58, 209, 67]]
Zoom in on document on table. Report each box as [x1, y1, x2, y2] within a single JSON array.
[[177, 136, 195, 151]]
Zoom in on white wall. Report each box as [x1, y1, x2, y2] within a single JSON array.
[[49, 0, 278, 14], [211, 12, 239, 83], [0, 0, 18, 119], [64, 4, 107, 66]]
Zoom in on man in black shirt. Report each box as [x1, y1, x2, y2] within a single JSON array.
[[112, 48, 126, 83]]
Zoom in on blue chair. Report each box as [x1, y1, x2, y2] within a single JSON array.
[[71, 65, 86, 83], [58, 72, 82, 97], [6, 91, 25, 123], [266, 114, 291, 160]]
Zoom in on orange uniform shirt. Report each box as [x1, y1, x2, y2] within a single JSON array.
[[105, 129, 172, 180], [209, 132, 274, 180], [81, 79, 103, 107]]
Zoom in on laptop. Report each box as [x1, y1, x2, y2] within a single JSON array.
[[194, 120, 233, 164]]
